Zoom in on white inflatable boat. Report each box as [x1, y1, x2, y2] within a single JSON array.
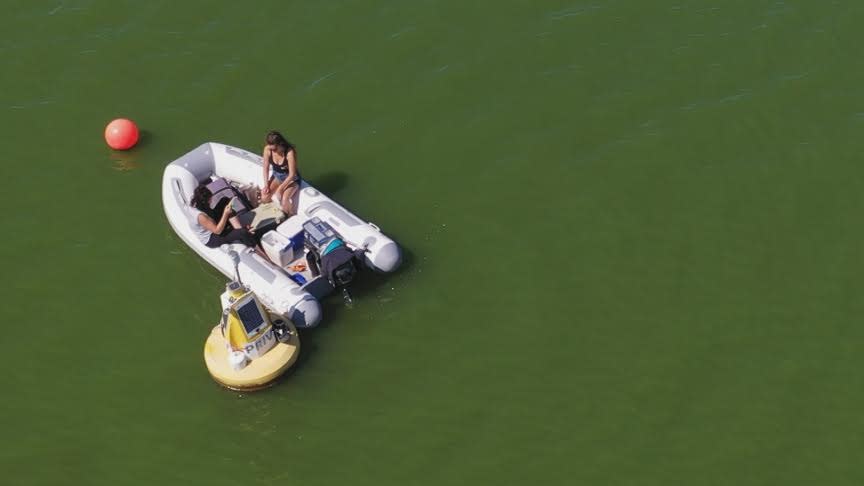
[[162, 142, 401, 328]]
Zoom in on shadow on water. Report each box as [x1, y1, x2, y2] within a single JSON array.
[[258, 336, 319, 391], [310, 171, 349, 196], [136, 129, 154, 148]]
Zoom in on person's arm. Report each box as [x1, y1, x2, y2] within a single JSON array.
[[198, 203, 233, 235], [261, 146, 272, 197]]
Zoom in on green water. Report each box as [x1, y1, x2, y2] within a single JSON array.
[[4, 1, 864, 484]]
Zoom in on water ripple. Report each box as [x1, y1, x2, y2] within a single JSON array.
[[778, 72, 808, 81], [307, 72, 336, 90], [8, 99, 55, 110], [539, 64, 580, 77], [547, 4, 602, 20], [389, 26, 415, 39], [681, 88, 752, 111]]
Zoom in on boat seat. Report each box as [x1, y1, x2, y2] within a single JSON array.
[[276, 214, 306, 239]]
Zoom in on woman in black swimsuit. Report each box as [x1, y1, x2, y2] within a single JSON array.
[[261, 130, 301, 215]]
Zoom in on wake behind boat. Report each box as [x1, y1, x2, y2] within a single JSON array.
[[162, 142, 401, 328]]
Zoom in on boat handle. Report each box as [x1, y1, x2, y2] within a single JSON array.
[[368, 222, 380, 231]]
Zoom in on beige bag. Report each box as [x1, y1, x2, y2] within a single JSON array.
[[241, 201, 286, 231]]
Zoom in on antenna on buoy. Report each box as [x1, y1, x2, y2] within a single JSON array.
[[227, 249, 242, 286]]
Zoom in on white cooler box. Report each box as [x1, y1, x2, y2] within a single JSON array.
[[260, 230, 301, 267]]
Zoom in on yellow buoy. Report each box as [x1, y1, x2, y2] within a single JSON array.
[[203, 281, 301, 391]]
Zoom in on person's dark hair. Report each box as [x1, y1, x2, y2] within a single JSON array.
[[266, 130, 294, 154], [191, 185, 212, 210]]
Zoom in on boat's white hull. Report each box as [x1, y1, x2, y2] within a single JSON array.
[[162, 142, 401, 328]]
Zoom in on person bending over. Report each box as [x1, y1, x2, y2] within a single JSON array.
[[189, 185, 257, 248], [261, 130, 301, 215]]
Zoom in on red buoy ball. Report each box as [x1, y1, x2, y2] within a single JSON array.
[[104, 118, 139, 150]]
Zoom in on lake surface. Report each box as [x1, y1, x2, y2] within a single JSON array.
[[3, 1, 864, 484]]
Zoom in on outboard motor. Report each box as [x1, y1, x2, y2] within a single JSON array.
[[303, 217, 367, 305]]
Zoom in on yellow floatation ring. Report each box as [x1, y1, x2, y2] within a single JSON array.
[[203, 315, 301, 391]]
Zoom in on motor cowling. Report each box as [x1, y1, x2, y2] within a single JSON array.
[[303, 217, 366, 289]]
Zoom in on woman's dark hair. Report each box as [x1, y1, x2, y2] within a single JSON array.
[[191, 185, 212, 210], [266, 130, 294, 154]]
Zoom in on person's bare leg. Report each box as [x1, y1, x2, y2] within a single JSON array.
[[280, 182, 299, 215]]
